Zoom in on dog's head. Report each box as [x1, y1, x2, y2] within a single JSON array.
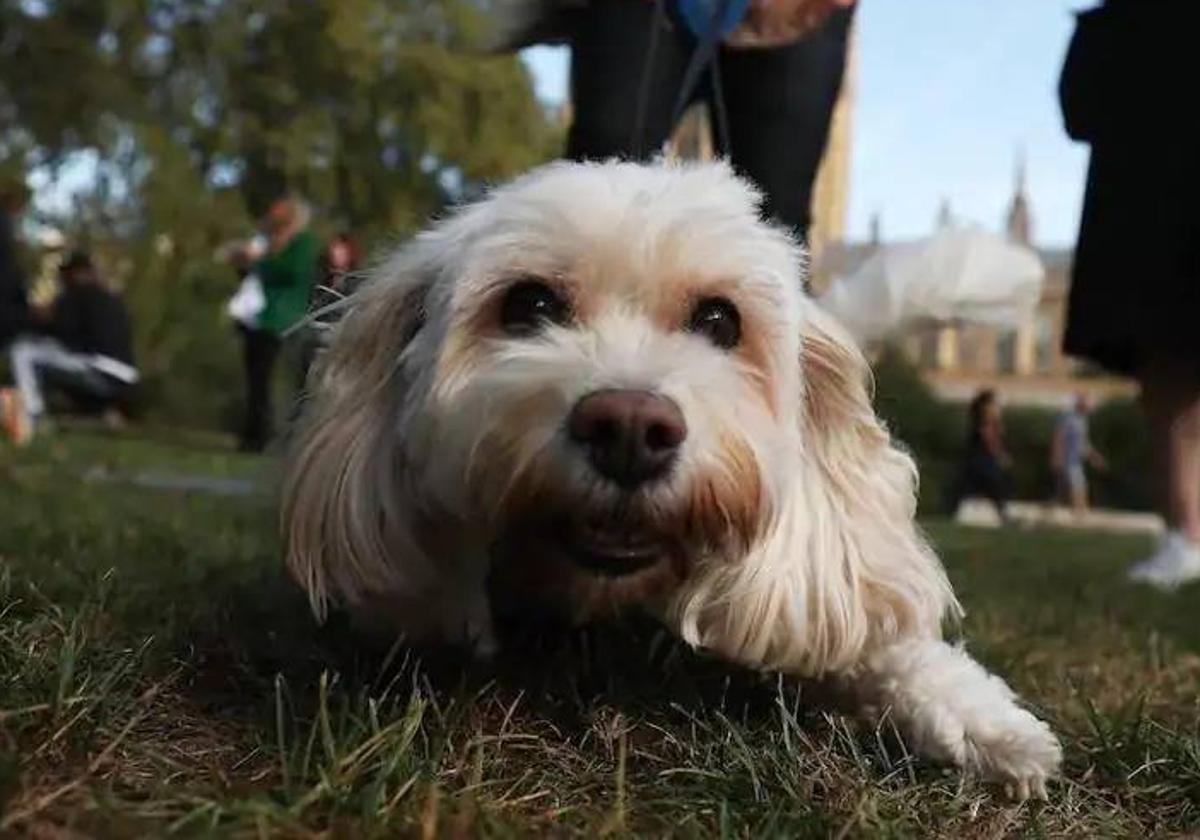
[[283, 161, 956, 671]]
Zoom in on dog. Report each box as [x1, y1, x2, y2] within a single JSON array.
[[281, 160, 1061, 799]]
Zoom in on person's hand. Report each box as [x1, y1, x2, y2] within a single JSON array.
[[727, 0, 856, 47]]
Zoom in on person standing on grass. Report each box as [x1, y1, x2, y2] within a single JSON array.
[[1059, 0, 1200, 589], [505, 0, 856, 243], [238, 194, 319, 453], [1051, 394, 1106, 516], [956, 389, 1013, 524]]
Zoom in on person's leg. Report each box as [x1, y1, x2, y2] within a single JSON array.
[[242, 328, 280, 452], [986, 460, 1012, 524], [261, 333, 281, 442], [6, 338, 118, 441], [9, 337, 92, 422], [10, 338, 50, 421], [957, 455, 1006, 525], [240, 328, 256, 448], [716, 8, 855, 241], [40, 364, 120, 413], [1059, 471, 1072, 509], [566, 2, 690, 161], [1143, 358, 1200, 542], [1068, 465, 1089, 515], [1129, 355, 1200, 587]]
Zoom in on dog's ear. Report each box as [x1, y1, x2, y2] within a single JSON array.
[[667, 301, 959, 676], [280, 268, 430, 622], [797, 302, 959, 645]]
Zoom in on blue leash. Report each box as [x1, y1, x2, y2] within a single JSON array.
[[632, 0, 750, 157]]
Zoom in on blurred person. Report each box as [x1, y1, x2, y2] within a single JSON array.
[[555, 0, 856, 241], [1059, 0, 1200, 589], [956, 389, 1013, 524], [3, 252, 137, 444], [238, 194, 319, 453], [316, 233, 363, 308], [314, 233, 363, 316], [1051, 393, 1106, 516], [0, 182, 30, 348], [298, 232, 363, 388]]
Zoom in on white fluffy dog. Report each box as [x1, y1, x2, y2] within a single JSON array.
[[281, 160, 1061, 798]]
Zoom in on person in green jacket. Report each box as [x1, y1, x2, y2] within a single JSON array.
[[240, 194, 319, 452]]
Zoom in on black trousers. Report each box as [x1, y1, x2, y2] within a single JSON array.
[[240, 327, 280, 452], [42, 365, 124, 412], [958, 451, 1011, 520], [566, 4, 856, 240]]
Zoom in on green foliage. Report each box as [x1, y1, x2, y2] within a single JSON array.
[[871, 345, 964, 514], [1090, 398, 1155, 511], [1, 0, 557, 225], [118, 127, 254, 427], [1001, 405, 1058, 504], [1, 0, 559, 426]]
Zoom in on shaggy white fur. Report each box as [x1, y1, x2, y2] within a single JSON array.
[[281, 159, 1061, 797]]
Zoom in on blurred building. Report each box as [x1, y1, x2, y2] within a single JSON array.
[[818, 159, 1136, 407], [808, 32, 855, 262]]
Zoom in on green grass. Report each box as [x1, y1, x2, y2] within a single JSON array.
[[1, 431, 1198, 837]]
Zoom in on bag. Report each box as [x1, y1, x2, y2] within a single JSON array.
[[227, 273, 265, 328]]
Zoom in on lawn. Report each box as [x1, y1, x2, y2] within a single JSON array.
[[1, 431, 1198, 837]]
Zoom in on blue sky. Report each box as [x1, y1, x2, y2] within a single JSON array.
[[522, 0, 1095, 247]]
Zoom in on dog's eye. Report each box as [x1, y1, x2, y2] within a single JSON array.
[[686, 297, 741, 349], [499, 280, 571, 335]]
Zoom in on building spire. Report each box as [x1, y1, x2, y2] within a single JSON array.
[[1006, 147, 1033, 245], [936, 196, 954, 231]]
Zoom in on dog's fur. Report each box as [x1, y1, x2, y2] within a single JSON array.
[[281, 160, 1061, 797]]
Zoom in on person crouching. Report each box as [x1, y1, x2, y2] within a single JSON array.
[[2, 251, 138, 443]]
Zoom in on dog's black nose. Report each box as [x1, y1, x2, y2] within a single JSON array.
[[567, 389, 687, 487]]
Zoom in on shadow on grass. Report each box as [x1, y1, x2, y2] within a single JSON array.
[[177, 562, 801, 742]]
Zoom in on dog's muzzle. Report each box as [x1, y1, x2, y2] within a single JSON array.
[[567, 389, 687, 488], [554, 517, 669, 577]]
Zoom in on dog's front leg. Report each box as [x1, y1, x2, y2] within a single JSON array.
[[436, 552, 499, 659], [846, 638, 1062, 799], [462, 578, 499, 659]]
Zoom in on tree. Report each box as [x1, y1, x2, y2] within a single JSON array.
[[3, 0, 558, 229], [0, 0, 559, 427]]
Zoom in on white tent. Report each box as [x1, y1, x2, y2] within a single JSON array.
[[818, 227, 1045, 344]]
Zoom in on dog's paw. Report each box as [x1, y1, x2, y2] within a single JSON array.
[[961, 705, 1061, 801], [852, 640, 1062, 800]]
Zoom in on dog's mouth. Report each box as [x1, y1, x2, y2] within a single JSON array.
[[554, 517, 671, 578], [487, 509, 691, 623]]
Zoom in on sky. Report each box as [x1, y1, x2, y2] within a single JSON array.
[[521, 0, 1096, 248]]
